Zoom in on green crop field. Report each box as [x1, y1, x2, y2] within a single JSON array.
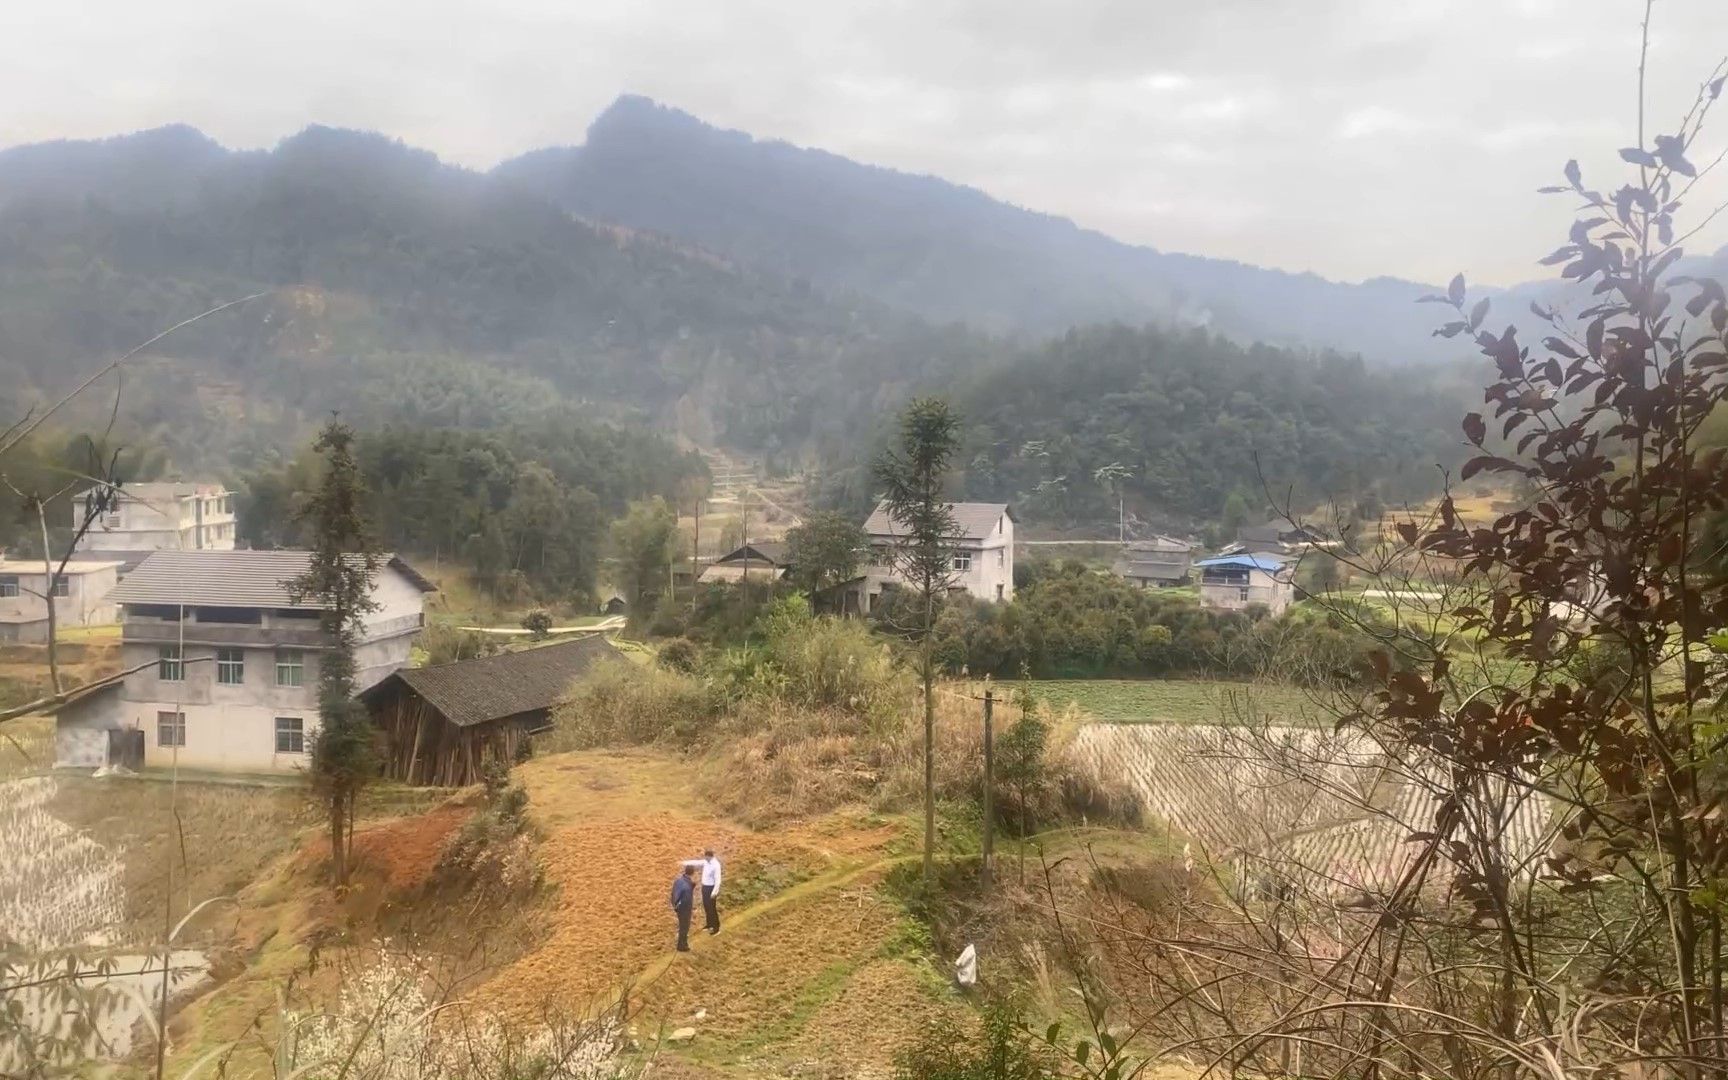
[[1023, 678, 1326, 726]]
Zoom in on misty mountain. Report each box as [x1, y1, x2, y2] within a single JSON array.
[[8, 116, 1650, 524], [0, 123, 992, 470], [497, 96, 1475, 362]]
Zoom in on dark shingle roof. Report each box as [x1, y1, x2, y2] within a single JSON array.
[[864, 501, 1011, 542], [372, 636, 622, 728], [109, 550, 434, 608], [715, 541, 789, 567]]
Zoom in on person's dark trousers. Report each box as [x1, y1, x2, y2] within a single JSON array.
[[702, 885, 720, 933], [676, 905, 692, 951]]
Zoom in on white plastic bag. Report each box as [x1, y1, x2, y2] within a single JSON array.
[[954, 943, 977, 987]]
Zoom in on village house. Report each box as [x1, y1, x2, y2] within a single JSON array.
[[0, 560, 121, 642], [1111, 536, 1194, 588], [1196, 553, 1295, 616], [697, 541, 790, 586], [71, 482, 238, 574], [363, 635, 622, 786], [1232, 519, 1328, 555], [842, 502, 1015, 614], [54, 549, 434, 774]]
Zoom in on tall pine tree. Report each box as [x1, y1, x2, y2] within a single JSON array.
[[873, 398, 962, 886], [290, 419, 380, 888]]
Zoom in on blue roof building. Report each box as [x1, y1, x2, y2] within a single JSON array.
[[1197, 551, 1295, 615]]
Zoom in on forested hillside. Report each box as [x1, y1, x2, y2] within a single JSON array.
[[237, 423, 702, 604], [0, 124, 987, 470], [499, 96, 1472, 360], [818, 324, 1470, 526], [0, 119, 1488, 535]]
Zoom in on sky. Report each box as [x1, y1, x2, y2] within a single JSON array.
[[2, 0, 1726, 286]]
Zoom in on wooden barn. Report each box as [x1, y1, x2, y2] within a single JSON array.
[[363, 635, 621, 786]]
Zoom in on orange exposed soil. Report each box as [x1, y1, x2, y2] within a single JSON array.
[[347, 804, 473, 892]]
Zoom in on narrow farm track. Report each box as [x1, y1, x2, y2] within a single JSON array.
[[621, 823, 1131, 1005]]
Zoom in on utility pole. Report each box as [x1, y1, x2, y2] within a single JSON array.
[[691, 491, 702, 613], [982, 687, 995, 888]]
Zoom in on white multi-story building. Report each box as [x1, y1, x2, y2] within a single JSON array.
[[54, 550, 434, 773], [843, 501, 1015, 614], [0, 560, 121, 642], [75, 482, 238, 555], [1196, 553, 1295, 616]]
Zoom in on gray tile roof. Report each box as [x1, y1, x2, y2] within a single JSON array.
[[109, 550, 434, 609], [1113, 555, 1191, 581], [864, 501, 1011, 542], [715, 541, 789, 566], [368, 636, 623, 728]]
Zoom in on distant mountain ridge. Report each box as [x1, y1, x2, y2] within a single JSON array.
[[497, 95, 1728, 363], [0, 108, 1719, 524], [0, 122, 984, 469], [495, 96, 1462, 362]]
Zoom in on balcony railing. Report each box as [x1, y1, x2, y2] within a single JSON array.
[[123, 611, 422, 648], [123, 620, 332, 648]]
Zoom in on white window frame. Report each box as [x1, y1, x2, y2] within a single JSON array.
[[274, 716, 305, 754], [952, 552, 972, 572], [158, 645, 183, 681], [157, 711, 186, 747], [50, 575, 69, 598], [216, 647, 245, 685], [275, 649, 304, 688], [0, 576, 17, 598]]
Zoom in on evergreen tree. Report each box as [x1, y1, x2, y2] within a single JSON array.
[[609, 497, 679, 620], [873, 397, 962, 886], [784, 510, 868, 604], [289, 419, 380, 888]]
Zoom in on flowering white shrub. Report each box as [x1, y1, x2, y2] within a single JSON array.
[[285, 949, 627, 1080]]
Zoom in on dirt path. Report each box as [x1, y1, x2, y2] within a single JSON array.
[[621, 823, 1134, 1001]]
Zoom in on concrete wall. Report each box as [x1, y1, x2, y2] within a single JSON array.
[[1199, 569, 1293, 616], [54, 687, 127, 768], [0, 565, 119, 635], [116, 637, 313, 772]]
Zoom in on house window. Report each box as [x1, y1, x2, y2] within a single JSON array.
[[952, 552, 972, 572], [105, 514, 122, 528], [216, 647, 245, 685], [157, 711, 186, 747], [0, 576, 16, 598], [996, 584, 1005, 601], [50, 575, 69, 598], [274, 717, 305, 754], [1237, 587, 1251, 602], [275, 649, 304, 687], [996, 549, 1005, 568], [158, 645, 183, 681]]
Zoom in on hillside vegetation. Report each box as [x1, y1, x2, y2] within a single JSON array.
[[0, 120, 1474, 535]]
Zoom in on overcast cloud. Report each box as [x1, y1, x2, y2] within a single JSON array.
[[1, 0, 1725, 285]]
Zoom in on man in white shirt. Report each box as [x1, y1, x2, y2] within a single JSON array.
[[687, 848, 721, 934]]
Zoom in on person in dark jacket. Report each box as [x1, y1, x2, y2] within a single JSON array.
[[670, 864, 697, 952]]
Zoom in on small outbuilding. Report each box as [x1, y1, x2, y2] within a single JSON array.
[[697, 541, 790, 586], [1112, 536, 1194, 588], [363, 635, 622, 786]]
